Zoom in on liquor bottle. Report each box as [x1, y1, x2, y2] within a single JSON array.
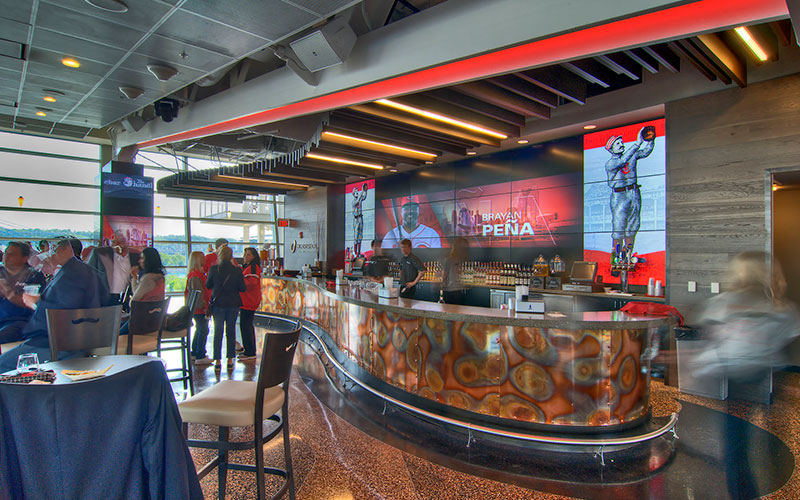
[[438, 289, 445, 304]]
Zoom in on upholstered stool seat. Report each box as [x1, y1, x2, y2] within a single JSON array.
[[179, 380, 284, 428]]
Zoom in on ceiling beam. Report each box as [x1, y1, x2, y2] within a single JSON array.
[[560, 60, 615, 88], [298, 157, 381, 177], [336, 109, 481, 149], [695, 33, 747, 87], [769, 20, 793, 46], [516, 66, 588, 105], [391, 93, 520, 137], [325, 117, 468, 155], [642, 43, 680, 73], [454, 81, 551, 120], [678, 38, 731, 83], [623, 48, 660, 73], [242, 164, 344, 185], [315, 142, 423, 166], [487, 75, 559, 108], [349, 103, 504, 146], [425, 88, 526, 127], [668, 41, 717, 81], [595, 53, 642, 80]]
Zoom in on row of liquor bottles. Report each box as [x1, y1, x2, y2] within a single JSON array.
[[388, 260, 566, 287]]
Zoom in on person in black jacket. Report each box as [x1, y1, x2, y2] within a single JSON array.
[[205, 245, 246, 370]]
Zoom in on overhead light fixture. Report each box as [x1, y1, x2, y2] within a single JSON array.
[[321, 131, 437, 159], [466, 151, 477, 156], [43, 95, 57, 103], [118, 86, 144, 99], [146, 64, 178, 82], [734, 26, 768, 62], [425, 161, 433, 164], [375, 99, 508, 139], [35, 111, 47, 117], [61, 57, 80, 68], [517, 139, 529, 144], [215, 175, 310, 190], [583, 124, 597, 130], [85, 0, 128, 12], [306, 153, 384, 170], [35, 108, 51, 117], [389, 168, 398, 173]]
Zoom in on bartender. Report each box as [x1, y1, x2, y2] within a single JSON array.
[[398, 239, 425, 299], [364, 239, 391, 282]]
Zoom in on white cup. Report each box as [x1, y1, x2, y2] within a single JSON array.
[[23, 284, 40, 296], [384, 277, 394, 289], [654, 280, 662, 296]]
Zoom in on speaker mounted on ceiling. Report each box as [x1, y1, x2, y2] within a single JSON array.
[[289, 15, 357, 72]]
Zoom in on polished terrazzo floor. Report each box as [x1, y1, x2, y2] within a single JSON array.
[[178, 328, 800, 500]]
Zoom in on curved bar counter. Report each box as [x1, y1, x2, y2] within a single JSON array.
[[258, 277, 672, 432]]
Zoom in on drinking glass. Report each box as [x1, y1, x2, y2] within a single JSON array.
[[17, 353, 39, 373]]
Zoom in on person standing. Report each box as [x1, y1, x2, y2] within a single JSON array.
[[237, 247, 262, 362], [203, 238, 229, 273], [398, 239, 425, 299], [185, 251, 211, 365], [206, 245, 246, 370], [441, 237, 469, 305], [87, 230, 141, 305]]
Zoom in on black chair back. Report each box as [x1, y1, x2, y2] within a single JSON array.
[[256, 319, 301, 399], [129, 298, 171, 335], [46, 305, 123, 360]]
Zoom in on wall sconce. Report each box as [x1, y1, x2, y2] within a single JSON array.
[[17, 196, 23, 207]]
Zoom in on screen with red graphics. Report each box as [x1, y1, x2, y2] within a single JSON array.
[[583, 118, 666, 286]]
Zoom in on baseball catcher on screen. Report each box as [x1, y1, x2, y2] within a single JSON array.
[[352, 183, 368, 257], [605, 125, 656, 258]]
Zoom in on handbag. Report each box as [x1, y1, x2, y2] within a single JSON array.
[[207, 273, 230, 314]]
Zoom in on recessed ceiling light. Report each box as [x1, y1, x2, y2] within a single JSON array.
[[376, 99, 508, 139], [43, 96, 57, 103], [583, 124, 597, 130], [61, 57, 80, 68], [118, 86, 144, 99], [389, 168, 398, 172], [517, 139, 529, 144], [734, 26, 769, 62], [147, 64, 178, 82], [35, 111, 47, 117], [85, 0, 128, 12], [306, 153, 384, 170], [425, 161, 433, 164], [466, 151, 477, 156]]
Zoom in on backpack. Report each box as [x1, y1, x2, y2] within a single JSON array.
[[165, 305, 192, 331]]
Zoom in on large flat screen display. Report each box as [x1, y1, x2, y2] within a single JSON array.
[[583, 119, 666, 285], [375, 173, 582, 250]]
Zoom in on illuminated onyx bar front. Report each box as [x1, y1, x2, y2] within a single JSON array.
[[259, 277, 669, 429]]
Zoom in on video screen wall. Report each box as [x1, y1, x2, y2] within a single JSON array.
[[344, 179, 375, 260], [340, 124, 667, 286], [583, 119, 666, 285]]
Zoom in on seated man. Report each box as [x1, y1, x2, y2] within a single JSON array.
[[0, 242, 46, 344], [0, 239, 109, 372]]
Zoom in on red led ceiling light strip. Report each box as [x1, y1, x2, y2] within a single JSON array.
[[138, 0, 787, 149]]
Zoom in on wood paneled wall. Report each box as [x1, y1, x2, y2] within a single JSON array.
[[666, 74, 800, 322]]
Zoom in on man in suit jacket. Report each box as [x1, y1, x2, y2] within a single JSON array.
[[87, 230, 140, 305]]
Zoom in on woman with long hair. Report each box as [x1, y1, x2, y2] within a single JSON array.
[[206, 245, 246, 370], [237, 247, 262, 361], [185, 251, 212, 365], [130, 247, 165, 302]]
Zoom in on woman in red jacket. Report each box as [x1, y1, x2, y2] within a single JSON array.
[[186, 251, 212, 365], [237, 247, 262, 361]]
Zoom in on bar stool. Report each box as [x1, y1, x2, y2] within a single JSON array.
[[178, 319, 301, 500]]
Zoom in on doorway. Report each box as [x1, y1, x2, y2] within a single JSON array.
[[772, 171, 800, 310]]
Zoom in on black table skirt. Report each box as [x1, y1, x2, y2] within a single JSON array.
[[0, 356, 203, 500]]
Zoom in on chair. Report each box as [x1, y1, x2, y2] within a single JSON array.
[[178, 319, 302, 500], [45, 305, 123, 361], [118, 298, 171, 356], [161, 289, 201, 395]]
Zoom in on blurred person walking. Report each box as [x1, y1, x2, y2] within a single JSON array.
[[206, 245, 245, 370], [237, 247, 262, 362], [441, 237, 469, 305]]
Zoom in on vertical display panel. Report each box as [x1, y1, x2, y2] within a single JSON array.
[[583, 119, 666, 285], [344, 179, 375, 259], [100, 172, 154, 252]]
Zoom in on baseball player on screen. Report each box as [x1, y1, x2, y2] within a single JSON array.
[[605, 125, 655, 260]]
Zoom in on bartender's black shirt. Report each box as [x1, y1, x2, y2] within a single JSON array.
[[399, 253, 425, 287]]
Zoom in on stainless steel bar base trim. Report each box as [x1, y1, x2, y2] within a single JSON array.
[[259, 313, 679, 447]]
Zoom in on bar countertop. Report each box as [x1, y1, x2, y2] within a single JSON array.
[[262, 276, 671, 329]]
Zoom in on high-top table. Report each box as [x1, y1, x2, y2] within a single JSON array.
[[0, 355, 203, 500]]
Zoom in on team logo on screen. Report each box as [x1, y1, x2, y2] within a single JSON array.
[[122, 176, 134, 187]]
